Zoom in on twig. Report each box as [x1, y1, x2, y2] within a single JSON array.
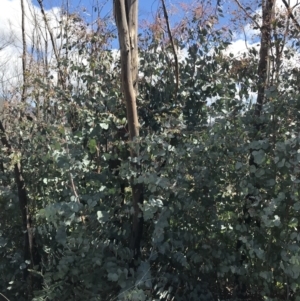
[[242, 26, 249, 50], [233, 0, 261, 29], [281, 0, 300, 31], [36, 0, 59, 61], [69, 172, 80, 202], [64, 139, 80, 204], [36, 0, 67, 90], [161, 0, 179, 97], [0, 292, 10, 301], [112, 266, 152, 300], [65, 140, 85, 222]]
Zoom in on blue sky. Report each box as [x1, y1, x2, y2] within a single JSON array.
[[29, 0, 244, 40], [2, 0, 298, 99], [30, 0, 201, 49], [0, 0, 263, 57], [31, 0, 162, 21]]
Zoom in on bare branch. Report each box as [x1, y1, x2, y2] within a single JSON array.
[[281, 0, 300, 31], [161, 0, 179, 96], [233, 0, 261, 29], [0, 31, 15, 51], [0, 293, 10, 301], [20, 0, 27, 103], [36, 0, 59, 61]]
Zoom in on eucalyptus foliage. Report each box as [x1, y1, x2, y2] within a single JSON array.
[[1, 5, 300, 301]]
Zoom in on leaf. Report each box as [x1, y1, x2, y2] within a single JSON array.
[[273, 215, 281, 227], [277, 158, 285, 168], [131, 289, 146, 301], [87, 199, 97, 208], [97, 211, 109, 223], [255, 168, 265, 178], [99, 123, 109, 130], [259, 271, 272, 282], [136, 261, 152, 288], [149, 198, 163, 207], [107, 272, 119, 282], [0, 237, 7, 248], [289, 218, 298, 228], [266, 179, 275, 186], [252, 149, 265, 165], [290, 282, 298, 292], [88, 138, 97, 154], [254, 248, 264, 259], [293, 202, 300, 211], [235, 162, 242, 170], [202, 84, 211, 91], [55, 226, 67, 245]]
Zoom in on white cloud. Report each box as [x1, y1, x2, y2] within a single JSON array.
[[224, 39, 257, 58], [0, 0, 62, 98], [276, 0, 300, 11], [225, 0, 300, 60]]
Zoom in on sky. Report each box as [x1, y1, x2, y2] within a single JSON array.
[[0, 0, 265, 100], [0, 0, 252, 55], [0, 0, 165, 99], [0, 0, 300, 99], [31, 0, 162, 21]]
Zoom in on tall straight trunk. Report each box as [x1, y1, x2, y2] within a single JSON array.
[[20, 0, 27, 104], [235, 1, 275, 298], [0, 120, 35, 298], [114, 0, 143, 262], [20, 0, 40, 296], [255, 0, 275, 117]]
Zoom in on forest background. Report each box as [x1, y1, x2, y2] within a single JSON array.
[[1, 0, 300, 300]]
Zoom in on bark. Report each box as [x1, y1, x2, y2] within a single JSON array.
[[17, 1, 41, 296], [235, 1, 275, 298], [255, 0, 275, 117], [0, 120, 37, 297], [161, 0, 179, 97], [21, 0, 27, 103], [114, 0, 143, 262]]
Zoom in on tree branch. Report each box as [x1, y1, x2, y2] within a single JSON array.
[[36, 0, 59, 61], [233, 0, 261, 29], [281, 0, 300, 31], [20, 0, 27, 103], [161, 0, 179, 96]]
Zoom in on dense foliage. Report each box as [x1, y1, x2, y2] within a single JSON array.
[[1, 1, 300, 300]]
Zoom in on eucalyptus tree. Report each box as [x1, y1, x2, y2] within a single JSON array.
[[114, 0, 144, 263]]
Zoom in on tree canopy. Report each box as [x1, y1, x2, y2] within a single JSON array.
[[1, 0, 300, 300]]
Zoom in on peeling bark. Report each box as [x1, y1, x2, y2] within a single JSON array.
[[114, 0, 143, 262]]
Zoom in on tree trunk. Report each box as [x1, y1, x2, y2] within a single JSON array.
[[0, 120, 37, 298], [20, 0, 41, 296], [255, 0, 275, 117], [236, 1, 275, 298], [114, 0, 143, 262]]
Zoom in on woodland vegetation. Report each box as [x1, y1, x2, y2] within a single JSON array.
[[1, 0, 300, 300]]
